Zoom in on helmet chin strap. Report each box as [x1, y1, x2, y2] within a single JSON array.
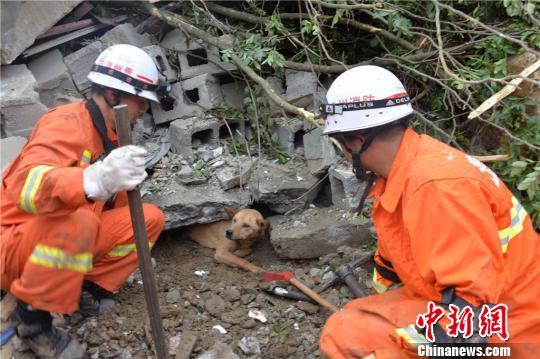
[[104, 89, 121, 108]]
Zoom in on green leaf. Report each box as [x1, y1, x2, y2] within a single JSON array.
[[512, 161, 529, 168]]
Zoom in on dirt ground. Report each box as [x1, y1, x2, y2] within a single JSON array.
[[7, 229, 374, 359]]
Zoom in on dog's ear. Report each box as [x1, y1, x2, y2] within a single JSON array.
[[256, 218, 268, 230], [224, 207, 239, 218]]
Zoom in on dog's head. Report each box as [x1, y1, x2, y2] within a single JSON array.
[[224, 208, 268, 249]]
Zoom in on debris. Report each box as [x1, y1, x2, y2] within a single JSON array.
[[1, 1, 81, 64], [0, 137, 27, 175], [212, 325, 227, 334], [0, 65, 48, 137], [248, 309, 267, 323], [194, 270, 208, 277], [238, 336, 261, 355]]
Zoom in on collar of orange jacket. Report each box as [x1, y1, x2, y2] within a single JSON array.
[[368, 127, 420, 213]]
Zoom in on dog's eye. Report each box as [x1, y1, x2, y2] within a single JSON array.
[[242, 223, 250, 228], [233, 219, 237, 223]]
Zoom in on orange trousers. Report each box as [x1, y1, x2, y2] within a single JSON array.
[[0, 204, 164, 313], [320, 289, 540, 358]]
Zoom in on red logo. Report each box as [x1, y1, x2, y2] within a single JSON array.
[[416, 302, 445, 342], [446, 304, 474, 338], [479, 304, 509, 341]]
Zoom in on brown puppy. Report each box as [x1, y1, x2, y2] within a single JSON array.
[[187, 208, 268, 273]]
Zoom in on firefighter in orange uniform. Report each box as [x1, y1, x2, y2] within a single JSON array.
[[318, 66, 540, 358], [0, 44, 174, 358]]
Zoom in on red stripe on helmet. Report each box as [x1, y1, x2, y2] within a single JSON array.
[[136, 75, 154, 84], [385, 92, 408, 99]]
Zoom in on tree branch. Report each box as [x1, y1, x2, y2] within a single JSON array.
[[141, 3, 317, 126]]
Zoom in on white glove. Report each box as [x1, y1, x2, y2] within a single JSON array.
[[83, 145, 148, 201]]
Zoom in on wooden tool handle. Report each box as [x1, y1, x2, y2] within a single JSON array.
[[289, 277, 340, 313], [114, 105, 168, 358]]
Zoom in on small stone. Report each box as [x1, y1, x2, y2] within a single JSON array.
[[238, 336, 261, 355], [204, 295, 227, 317], [221, 287, 241, 302], [166, 289, 182, 304], [240, 293, 256, 305], [240, 319, 257, 329]]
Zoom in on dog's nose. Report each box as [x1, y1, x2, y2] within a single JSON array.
[[225, 229, 233, 240]]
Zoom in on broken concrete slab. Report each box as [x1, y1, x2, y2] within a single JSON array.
[[28, 49, 78, 108], [214, 156, 253, 190], [1, 136, 27, 176], [65, 23, 152, 92], [285, 69, 318, 108], [0, 65, 48, 137], [268, 207, 371, 259], [142, 172, 250, 229], [329, 163, 365, 211], [143, 45, 177, 82], [0, 1, 81, 64], [273, 117, 305, 156], [303, 126, 336, 175], [249, 158, 322, 214]]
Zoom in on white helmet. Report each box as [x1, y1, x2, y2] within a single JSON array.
[[88, 44, 160, 103], [321, 65, 413, 135]]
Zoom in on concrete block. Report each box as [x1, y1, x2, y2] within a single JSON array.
[[177, 35, 236, 79], [303, 126, 336, 175], [170, 116, 221, 158], [273, 117, 305, 156], [220, 81, 244, 110], [151, 83, 201, 124], [182, 74, 224, 108], [265, 76, 285, 98], [65, 23, 152, 92], [151, 75, 224, 125], [143, 45, 176, 82], [169, 115, 245, 158], [160, 29, 188, 51], [329, 163, 366, 211], [64, 41, 104, 93], [1, 136, 27, 175], [0, 65, 48, 137], [285, 69, 318, 108], [28, 49, 78, 108], [1, 1, 80, 64], [100, 23, 151, 48]]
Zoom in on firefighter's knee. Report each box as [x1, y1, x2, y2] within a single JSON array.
[[66, 208, 101, 251]]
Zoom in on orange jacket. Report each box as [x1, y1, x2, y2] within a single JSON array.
[[1, 101, 127, 227], [370, 128, 540, 342]]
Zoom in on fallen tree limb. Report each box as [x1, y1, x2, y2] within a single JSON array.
[[204, 2, 416, 51], [141, 3, 317, 125], [468, 59, 540, 119]]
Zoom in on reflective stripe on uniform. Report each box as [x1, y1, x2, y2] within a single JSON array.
[[499, 196, 528, 253], [79, 149, 92, 167], [107, 241, 155, 257], [19, 165, 54, 214], [29, 244, 92, 273], [395, 324, 429, 348], [372, 268, 390, 294]]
